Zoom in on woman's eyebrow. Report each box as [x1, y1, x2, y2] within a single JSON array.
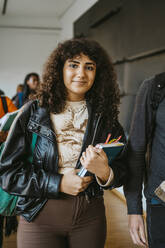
[[68, 59, 80, 64], [85, 62, 96, 66], [68, 59, 95, 66]]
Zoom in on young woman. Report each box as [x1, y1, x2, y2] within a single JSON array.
[[0, 38, 126, 248], [22, 72, 40, 105]]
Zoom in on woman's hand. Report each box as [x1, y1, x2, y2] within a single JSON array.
[[60, 169, 93, 196], [80, 145, 111, 183]]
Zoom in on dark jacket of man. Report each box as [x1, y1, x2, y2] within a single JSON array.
[[124, 73, 165, 214]]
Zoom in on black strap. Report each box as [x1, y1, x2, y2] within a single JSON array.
[[148, 72, 165, 149], [1, 96, 8, 114], [150, 72, 165, 111], [145, 72, 165, 177]]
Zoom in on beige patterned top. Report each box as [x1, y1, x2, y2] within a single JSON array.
[[50, 100, 88, 174]]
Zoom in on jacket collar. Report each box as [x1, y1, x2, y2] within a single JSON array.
[[27, 100, 101, 144], [31, 100, 93, 128]]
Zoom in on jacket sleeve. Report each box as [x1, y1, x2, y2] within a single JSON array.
[[0, 102, 63, 199], [123, 78, 153, 214]]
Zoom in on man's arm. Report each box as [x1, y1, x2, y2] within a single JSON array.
[[124, 78, 154, 246], [124, 79, 152, 213]]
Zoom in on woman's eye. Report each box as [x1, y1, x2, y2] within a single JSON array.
[[86, 66, 94, 71], [69, 63, 78, 69]]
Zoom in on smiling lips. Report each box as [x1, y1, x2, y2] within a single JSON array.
[[72, 80, 87, 84]]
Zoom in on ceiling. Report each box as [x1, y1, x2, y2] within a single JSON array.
[[0, 0, 77, 18]]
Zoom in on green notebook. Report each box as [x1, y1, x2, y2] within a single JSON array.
[[99, 142, 124, 163], [78, 142, 124, 177]]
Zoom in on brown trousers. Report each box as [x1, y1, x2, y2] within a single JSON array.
[[17, 193, 106, 248]]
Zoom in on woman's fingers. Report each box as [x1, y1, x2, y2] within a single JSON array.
[[60, 170, 93, 195], [81, 145, 102, 162], [82, 151, 86, 159], [80, 145, 109, 178], [83, 176, 93, 183], [87, 145, 107, 161]]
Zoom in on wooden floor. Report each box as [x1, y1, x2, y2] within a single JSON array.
[[104, 190, 139, 248], [3, 190, 140, 248]]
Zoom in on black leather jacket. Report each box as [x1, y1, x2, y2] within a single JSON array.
[[0, 100, 126, 222]]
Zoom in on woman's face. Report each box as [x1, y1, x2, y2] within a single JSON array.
[[27, 76, 39, 91], [63, 53, 96, 101]]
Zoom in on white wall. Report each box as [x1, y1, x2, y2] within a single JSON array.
[[0, 16, 60, 28], [0, 0, 99, 98], [60, 0, 98, 41], [0, 0, 98, 98], [0, 28, 60, 98]]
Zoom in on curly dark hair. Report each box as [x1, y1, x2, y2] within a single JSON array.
[[35, 38, 120, 127]]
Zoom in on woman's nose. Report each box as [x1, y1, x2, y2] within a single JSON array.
[[77, 67, 85, 78]]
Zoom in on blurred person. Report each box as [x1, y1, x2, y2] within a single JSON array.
[[12, 84, 24, 109], [0, 91, 17, 119], [0, 90, 4, 96], [22, 72, 40, 104], [0, 90, 17, 142], [0, 90, 18, 248]]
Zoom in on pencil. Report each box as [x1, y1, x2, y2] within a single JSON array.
[[105, 133, 111, 144], [113, 135, 122, 143]]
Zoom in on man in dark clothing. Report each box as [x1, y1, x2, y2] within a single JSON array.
[[124, 73, 165, 248]]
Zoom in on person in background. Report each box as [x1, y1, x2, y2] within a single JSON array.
[[12, 84, 24, 109], [0, 90, 17, 143], [0, 90, 4, 96], [0, 89, 18, 248], [0, 38, 127, 248], [124, 72, 165, 247], [0, 91, 17, 119], [22, 72, 40, 104]]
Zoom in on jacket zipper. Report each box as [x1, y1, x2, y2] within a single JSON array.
[[84, 113, 102, 203], [75, 113, 102, 170], [31, 114, 102, 205], [51, 113, 102, 203], [91, 114, 102, 145]]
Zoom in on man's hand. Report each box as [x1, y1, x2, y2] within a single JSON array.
[[128, 214, 148, 247], [60, 169, 93, 196]]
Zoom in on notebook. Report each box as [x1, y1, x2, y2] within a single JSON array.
[[78, 142, 124, 177]]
